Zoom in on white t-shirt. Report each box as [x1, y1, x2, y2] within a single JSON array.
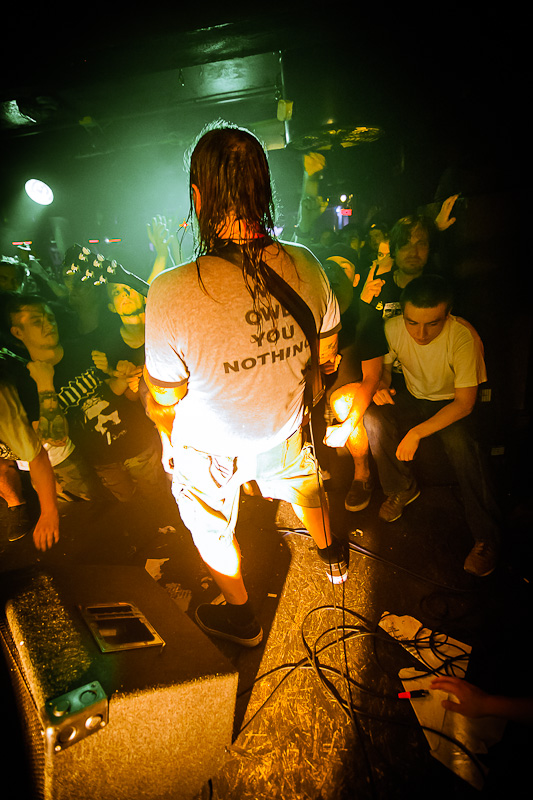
[[384, 314, 487, 400], [145, 241, 340, 456], [1, 383, 41, 463], [16, 439, 75, 472]]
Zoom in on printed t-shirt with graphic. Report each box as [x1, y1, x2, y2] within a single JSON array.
[[360, 267, 404, 320], [145, 242, 341, 456], [383, 314, 487, 401], [46, 340, 157, 465], [360, 264, 444, 323]]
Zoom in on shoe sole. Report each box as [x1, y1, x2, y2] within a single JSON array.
[[318, 546, 349, 584], [464, 564, 496, 578], [379, 488, 420, 522], [8, 531, 31, 542], [327, 570, 348, 584], [194, 610, 264, 648], [345, 496, 371, 512]]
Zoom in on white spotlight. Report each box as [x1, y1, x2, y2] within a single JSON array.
[[25, 179, 54, 206]]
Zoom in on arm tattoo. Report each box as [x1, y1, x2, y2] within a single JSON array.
[[37, 390, 68, 444], [319, 337, 338, 365]]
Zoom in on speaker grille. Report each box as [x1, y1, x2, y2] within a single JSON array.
[[0, 615, 45, 800], [1, 566, 238, 800]]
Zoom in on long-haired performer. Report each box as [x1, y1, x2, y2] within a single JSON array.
[[143, 122, 346, 647]]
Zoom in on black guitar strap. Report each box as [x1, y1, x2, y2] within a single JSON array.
[[260, 262, 324, 411], [206, 242, 324, 411]]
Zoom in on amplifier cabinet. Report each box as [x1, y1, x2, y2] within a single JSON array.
[[0, 565, 238, 800]]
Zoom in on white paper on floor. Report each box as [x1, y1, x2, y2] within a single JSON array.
[[379, 613, 506, 790], [144, 558, 169, 581], [163, 582, 193, 612]]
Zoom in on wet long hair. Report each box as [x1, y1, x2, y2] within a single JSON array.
[[185, 121, 282, 325]]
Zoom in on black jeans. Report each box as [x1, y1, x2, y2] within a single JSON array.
[[363, 382, 500, 545]]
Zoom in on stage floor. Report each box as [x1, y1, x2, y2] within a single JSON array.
[[1, 443, 531, 800]]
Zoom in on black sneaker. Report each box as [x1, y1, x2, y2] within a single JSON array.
[[378, 482, 420, 522], [195, 603, 263, 648], [345, 479, 373, 512], [317, 540, 349, 584], [463, 541, 498, 577], [7, 504, 33, 542]]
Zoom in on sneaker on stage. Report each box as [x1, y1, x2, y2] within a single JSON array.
[[195, 603, 263, 648], [316, 538, 349, 584]]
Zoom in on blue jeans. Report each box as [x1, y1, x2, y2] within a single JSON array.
[[363, 383, 500, 545]]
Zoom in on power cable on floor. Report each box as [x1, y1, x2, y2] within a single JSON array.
[[235, 604, 486, 784], [278, 526, 480, 593]]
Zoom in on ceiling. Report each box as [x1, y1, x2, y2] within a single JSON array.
[[1, 10, 508, 157], [0, 10, 518, 269]]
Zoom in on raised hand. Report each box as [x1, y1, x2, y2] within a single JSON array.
[[360, 264, 386, 304], [435, 194, 460, 231], [26, 359, 55, 391], [115, 360, 143, 393], [92, 350, 112, 375], [147, 215, 171, 256], [303, 152, 326, 177]]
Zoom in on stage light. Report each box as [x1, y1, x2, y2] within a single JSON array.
[[25, 179, 54, 206]]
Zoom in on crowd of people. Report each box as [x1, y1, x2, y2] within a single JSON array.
[[0, 231, 176, 550], [1, 125, 501, 646], [294, 151, 500, 578]]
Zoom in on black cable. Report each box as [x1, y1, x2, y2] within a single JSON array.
[[278, 526, 480, 593], [294, 439, 377, 796], [239, 524, 486, 787], [235, 611, 487, 784], [371, 613, 471, 687], [236, 609, 380, 732], [241, 605, 471, 718], [306, 420, 356, 720]]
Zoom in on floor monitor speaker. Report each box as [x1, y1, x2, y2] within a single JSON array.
[[0, 564, 238, 800]]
